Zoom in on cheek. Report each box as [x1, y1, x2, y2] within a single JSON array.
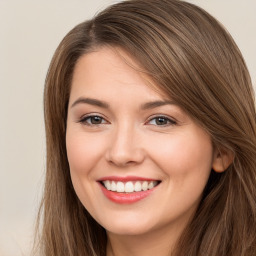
[[145, 130, 213, 217], [146, 129, 213, 178], [66, 130, 106, 177], [65, 130, 107, 212]]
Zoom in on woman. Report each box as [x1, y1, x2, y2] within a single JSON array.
[[35, 0, 256, 255]]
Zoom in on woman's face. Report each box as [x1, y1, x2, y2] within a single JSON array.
[[66, 47, 215, 237]]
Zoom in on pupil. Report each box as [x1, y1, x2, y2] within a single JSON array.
[[156, 117, 167, 125], [92, 116, 102, 124]]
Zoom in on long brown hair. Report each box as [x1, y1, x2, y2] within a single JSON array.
[[35, 0, 256, 255]]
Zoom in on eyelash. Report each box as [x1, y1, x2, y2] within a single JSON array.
[[78, 114, 177, 127], [79, 114, 108, 126], [146, 115, 177, 126]]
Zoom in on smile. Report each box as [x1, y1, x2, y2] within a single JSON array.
[[102, 180, 159, 193], [98, 177, 161, 204]]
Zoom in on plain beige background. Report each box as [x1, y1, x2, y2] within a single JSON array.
[[0, 1, 255, 255]]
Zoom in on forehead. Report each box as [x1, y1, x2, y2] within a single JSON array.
[[70, 47, 168, 102]]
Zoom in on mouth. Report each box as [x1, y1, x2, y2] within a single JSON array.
[[98, 177, 161, 204], [100, 180, 160, 193]]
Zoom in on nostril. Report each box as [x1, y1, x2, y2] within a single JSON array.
[[106, 147, 145, 167], [105, 130, 145, 166]]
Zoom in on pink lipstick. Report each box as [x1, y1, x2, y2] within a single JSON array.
[[98, 176, 160, 204]]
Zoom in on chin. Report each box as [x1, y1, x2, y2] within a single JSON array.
[[98, 214, 154, 236], [105, 224, 151, 236]]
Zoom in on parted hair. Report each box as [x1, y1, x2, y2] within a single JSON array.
[[35, 0, 256, 255]]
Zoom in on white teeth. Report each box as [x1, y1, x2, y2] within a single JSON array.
[[111, 181, 116, 191], [103, 180, 111, 190], [116, 181, 125, 192], [148, 181, 154, 189], [142, 181, 148, 191], [134, 181, 142, 192], [125, 181, 134, 193], [102, 180, 159, 193]]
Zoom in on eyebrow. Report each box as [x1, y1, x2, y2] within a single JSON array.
[[70, 97, 176, 110], [141, 100, 176, 110], [71, 97, 110, 109]]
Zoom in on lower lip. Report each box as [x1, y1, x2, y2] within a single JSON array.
[[99, 184, 157, 204]]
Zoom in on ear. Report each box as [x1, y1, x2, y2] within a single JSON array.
[[212, 146, 234, 173]]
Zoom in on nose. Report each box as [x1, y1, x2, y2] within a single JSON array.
[[105, 124, 145, 167]]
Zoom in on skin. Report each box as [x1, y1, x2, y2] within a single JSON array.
[[66, 47, 227, 256]]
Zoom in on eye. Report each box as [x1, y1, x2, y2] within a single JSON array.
[[147, 116, 176, 126], [79, 115, 108, 125]]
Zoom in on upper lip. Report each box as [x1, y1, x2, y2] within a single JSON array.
[[97, 176, 160, 182]]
